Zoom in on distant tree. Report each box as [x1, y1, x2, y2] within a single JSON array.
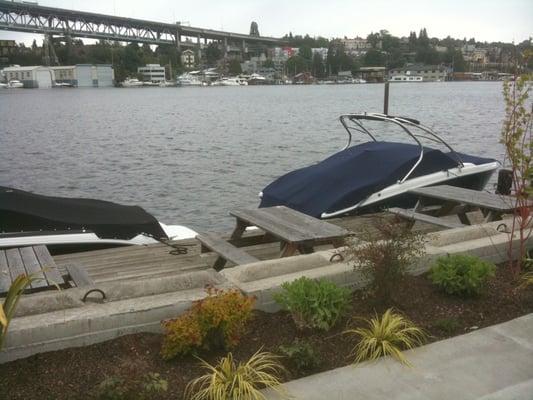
[[363, 49, 386, 66], [415, 47, 440, 65], [387, 48, 406, 68], [205, 42, 222, 66], [312, 52, 325, 78], [286, 55, 308, 76], [299, 45, 313, 60], [408, 31, 417, 51], [228, 58, 242, 75], [263, 58, 275, 68], [121, 42, 142, 75], [366, 32, 381, 49]]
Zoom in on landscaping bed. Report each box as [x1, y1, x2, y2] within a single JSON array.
[[1, 266, 532, 400]]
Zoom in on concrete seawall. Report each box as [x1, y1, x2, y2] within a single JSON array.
[[1, 218, 531, 363]]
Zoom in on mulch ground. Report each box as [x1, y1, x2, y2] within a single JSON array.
[[1, 265, 532, 400]]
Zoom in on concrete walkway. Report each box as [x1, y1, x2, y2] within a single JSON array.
[[265, 314, 533, 400]]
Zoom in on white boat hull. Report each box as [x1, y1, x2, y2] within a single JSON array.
[[320, 161, 498, 218], [0, 223, 197, 252]]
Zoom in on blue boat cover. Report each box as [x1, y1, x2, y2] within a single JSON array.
[[260, 141, 495, 218]]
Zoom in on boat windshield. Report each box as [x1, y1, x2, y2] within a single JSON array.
[[339, 113, 464, 183]]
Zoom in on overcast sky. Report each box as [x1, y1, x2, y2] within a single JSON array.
[[1, 0, 532, 45]]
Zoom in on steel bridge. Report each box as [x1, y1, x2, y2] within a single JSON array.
[[0, 0, 286, 51]]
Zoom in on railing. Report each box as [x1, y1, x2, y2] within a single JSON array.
[[338, 113, 464, 183]]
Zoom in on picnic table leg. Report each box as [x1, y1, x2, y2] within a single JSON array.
[[457, 211, 472, 225], [213, 257, 227, 272], [230, 219, 249, 240], [280, 242, 298, 257]]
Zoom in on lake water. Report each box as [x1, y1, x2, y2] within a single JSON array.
[[0, 82, 506, 231]]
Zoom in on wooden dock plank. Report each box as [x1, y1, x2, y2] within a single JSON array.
[[0, 251, 11, 294], [33, 245, 65, 287], [19, 247, 48, 289], [5, 248, 26, 283]]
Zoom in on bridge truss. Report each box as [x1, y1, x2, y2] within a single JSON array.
[[0, 1, 285, 49]]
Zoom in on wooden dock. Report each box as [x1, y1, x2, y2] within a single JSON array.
[[50, 212, 446, 284]]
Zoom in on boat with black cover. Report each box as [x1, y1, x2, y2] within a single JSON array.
[[0, 187, 196, 253], [259, 113, 499, 218]]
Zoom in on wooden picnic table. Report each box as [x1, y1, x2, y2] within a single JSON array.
[[409, 184, 527, 225], [0, 245, 65, 295], [197, 206, 351, 270]]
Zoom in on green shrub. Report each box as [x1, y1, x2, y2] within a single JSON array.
[[95, 373, 168, 400], [433, 317, 461, 335], [161, 287, 255, 360], [279, 339, 321, 373], [344, 218, 425, 305], [429, 254, 495, 296], [273, 277, 350, 331], [96, 376, 128, 400]]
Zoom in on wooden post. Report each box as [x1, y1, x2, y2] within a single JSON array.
[[383, 81, 389, 115]]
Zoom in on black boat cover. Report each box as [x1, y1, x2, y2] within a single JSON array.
[[260, 141, 496, 218], [0, 186, 168, 240]]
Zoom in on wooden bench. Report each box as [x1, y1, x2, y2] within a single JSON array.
[[64, 264, 95, 287], [0, 245, 66, 295], [197, 232, 260, 271], [409, 185, 529, 224], [388, 207, 466, 229]]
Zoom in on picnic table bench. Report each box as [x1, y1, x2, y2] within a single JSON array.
[[197, 206, 351, 270], [390, 184, 529, 228], [0, 245, 94, 295]]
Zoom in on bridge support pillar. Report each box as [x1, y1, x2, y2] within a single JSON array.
[[176, 28, 181, 51], [196, 34, 202, 63], [223, 37, 228, 59]]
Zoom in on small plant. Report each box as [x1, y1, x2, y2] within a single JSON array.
[[161, 287, 255, 360], [141, 373, 168, 396], [185, 349, 288, 400], [344, 218, 425, 305], [429, 254, 496, 297], [345, 308, 427, 366], [273, 277, 351, 331], [94, 373, 168, 400], [95, 376, 128, 400], [433, 317, 461, 335], [0, 273, 41, 350], [500, 69, 533, 275], [520, 271, 533, 289], [279, 339, 321, 373]]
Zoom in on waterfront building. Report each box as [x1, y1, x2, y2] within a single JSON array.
[[388, 64, 448, 82], [1, 65, 53, 88], [181, 50, 196, 69], [0, 40, 16, 58], [137, 64, 166, 83], [50, 64, 114, 87], [311, 47, 328, 60], [356, 66, 386, 83], [240, 54, 267, 74]]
